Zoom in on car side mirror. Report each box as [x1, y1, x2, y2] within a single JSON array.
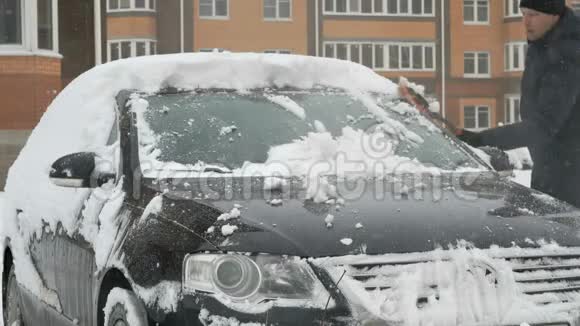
[[49, 152, 101, 188]]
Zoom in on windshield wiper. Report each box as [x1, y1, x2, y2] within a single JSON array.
[[201, 166, 232, 174]]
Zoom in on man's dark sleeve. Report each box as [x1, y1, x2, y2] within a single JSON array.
[[478, 60, 580, 150]]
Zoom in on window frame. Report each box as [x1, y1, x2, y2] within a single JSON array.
[[0, 0, 24, 48], [263, 0, 292, 21], [463, 105, 491, 131], [323, 40, 436, 72], [107, 0, 156, 12], [504, 41, 527, 72], [107, 39, 157, 62], [504, 0, 521, 17], [36, 0, 59, 53], [323, 0, 435, 17], [463, 0, 489, 25], [0, 0, 60, 58], [463, 51, 491, 78], [504, 94, 521, 125], [199, 0, 229, 19]]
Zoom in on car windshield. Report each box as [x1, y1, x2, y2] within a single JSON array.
[[131, 88, 485, 177]]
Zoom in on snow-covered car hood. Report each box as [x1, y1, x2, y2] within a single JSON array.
[[142, 172, 580, 257]]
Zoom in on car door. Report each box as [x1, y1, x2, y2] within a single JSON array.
[[26, 114, 120, 326]]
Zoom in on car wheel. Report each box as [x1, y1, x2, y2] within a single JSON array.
[[4, 264, 24, 326], [103, 287, 148, 326]]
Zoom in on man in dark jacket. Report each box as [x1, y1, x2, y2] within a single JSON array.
[[458, 0, 580, 207]]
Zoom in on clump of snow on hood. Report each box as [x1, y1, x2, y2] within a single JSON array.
[[265, 94, 306, 120], [313, 120, 327, 133], [139, 194, 163, 224], [249, 127, 437, 178], [268, 199, 283, 206], [221, 224, 238, 236], [341, 238, 353, 246], [219, 125, 237, 136], [237, 126, 439, 203], [325, 214, 335, 228], [217, 207, 241, 221]]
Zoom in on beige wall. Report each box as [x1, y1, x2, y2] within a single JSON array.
[[193, 0, 308, 53], [324, 20, 436, 39], [107, 16, 158, 39]]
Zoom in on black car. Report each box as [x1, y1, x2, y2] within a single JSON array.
[[3, 54, 580, 326]]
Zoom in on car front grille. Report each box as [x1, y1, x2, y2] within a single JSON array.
[[505, 253, 580, 305], [313, 249, 580, 325]]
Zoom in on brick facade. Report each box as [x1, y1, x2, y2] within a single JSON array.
[[107, 16, 158, 40], [0, 56, 61, 129]]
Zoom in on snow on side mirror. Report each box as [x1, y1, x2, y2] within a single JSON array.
[[49, 152, 98, 188]]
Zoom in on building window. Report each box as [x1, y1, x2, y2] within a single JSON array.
[[504, 95, 521, 125], [264, 49, 291, 54], [464, 0, 488, 24], [0, 0, 22, 45], [504, 0, 521, 17], [37, 0, 53, 50], [504, 42, 527, 72], [264, 0, 291, 20], [108, 0, 156, 11], [464, 106, 490, 130], [464, 52, 490, 77], [324, 0, 434, 16], [108, 39, 157, 61], [324, 41, 435, 71], [200, 0, 228, 18]]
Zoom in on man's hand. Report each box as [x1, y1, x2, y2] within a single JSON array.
[[480, 146, 512, 171], [455, 129, 483, 147]]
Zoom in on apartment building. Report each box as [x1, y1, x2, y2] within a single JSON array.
[[4, 0, 580, 131], [98, 0, 579, 131]]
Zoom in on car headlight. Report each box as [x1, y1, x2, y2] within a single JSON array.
[[183, 254, 333, 309]]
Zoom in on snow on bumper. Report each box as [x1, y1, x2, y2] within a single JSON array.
[[311, 246, 580, 326]]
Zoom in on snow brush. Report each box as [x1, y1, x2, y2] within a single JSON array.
[[397, 77, 461, 135]]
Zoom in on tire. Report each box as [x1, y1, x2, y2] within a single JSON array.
[[3, 264, 24, 326], [103, 287, 148, 326]]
